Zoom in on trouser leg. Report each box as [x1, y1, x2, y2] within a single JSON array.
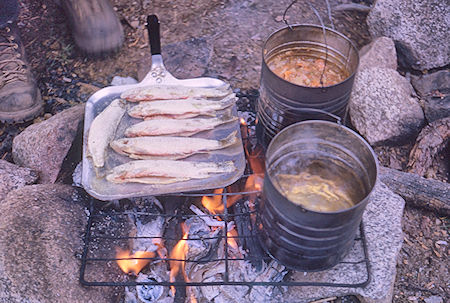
[[0, 0, 19, 28]]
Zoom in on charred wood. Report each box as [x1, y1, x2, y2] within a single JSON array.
[[159, 195, 187, 303], [380, 167, 450, 215], [233, 200, 265, 271], [56, 118, 83, 184], [407, 117, 449, 179], [334, 3, 372, 13]]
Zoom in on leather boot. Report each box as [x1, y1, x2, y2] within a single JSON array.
[[61, 0, 124, 56], [0, 23, 43, 123]]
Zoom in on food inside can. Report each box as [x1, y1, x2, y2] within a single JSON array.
[[266, 49, 349, 87], [270, 157, 365, 212]]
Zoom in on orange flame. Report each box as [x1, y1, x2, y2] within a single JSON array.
[[169, 224, 189, 296], [190, 293, 198, 303], [244, 174, 263, 192], [240, 118, 249, 144], [247, 145, 265, 174], [227, 229, 239, 251], [116, 249, 155, 275], [201, 188, 224, 214]]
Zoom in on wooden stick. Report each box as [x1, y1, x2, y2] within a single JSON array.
[[379, 167, 450, 215]]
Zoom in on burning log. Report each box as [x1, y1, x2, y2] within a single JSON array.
[[189, 204, 226, 227], [233, 199, 265, 271], [380, 166, 450, 215]]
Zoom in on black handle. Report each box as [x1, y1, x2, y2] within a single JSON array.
[[147, 15, 161, 55]]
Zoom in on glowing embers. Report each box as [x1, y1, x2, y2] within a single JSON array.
[[169, 223, 190, 296]]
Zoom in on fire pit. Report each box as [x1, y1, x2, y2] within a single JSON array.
[[76, 15, 402, 303]]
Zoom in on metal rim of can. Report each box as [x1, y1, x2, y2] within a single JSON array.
[[262, 23, 360, 89], [264, 119, 379, 215]]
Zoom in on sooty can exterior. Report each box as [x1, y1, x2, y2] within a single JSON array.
[[256, 24, 359, 148]]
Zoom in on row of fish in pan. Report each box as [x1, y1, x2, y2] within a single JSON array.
[[87, 84, 240, 184]]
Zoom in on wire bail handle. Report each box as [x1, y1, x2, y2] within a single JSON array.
[[295, 107, 342, 125], [281, 0, 335, 88], [282, 0, 335, 30]]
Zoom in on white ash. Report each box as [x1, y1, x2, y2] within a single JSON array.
[[128, 197, 165, 254], [184, 216, 223, 264], [124, 198, 288, 303], [192, 255, 287, 303], [182, 212, 288, 303], [189, 205, 226, 227], [125, 287, 138, 303], [72, 162, 82, 187], [132, 216, 165, 253], [125, 268, 173, 303], [136, 274, 165, 303]]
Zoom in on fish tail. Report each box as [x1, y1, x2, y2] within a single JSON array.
[[109, 140, 128, 156], [117, 98, 128, 108], [218, 83, 231, 91], [219, 130, 238, 148], [218, 94, 237, 108], [218, 108, 238, 124], [211, 83, 231, 95]]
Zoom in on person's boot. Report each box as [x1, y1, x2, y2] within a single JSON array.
[[61, 0, 124, 56], [0, 23, 43, 123]]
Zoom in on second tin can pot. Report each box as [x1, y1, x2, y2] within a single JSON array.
[[256, 24, 359, 148], [258, 120, 378, 271]]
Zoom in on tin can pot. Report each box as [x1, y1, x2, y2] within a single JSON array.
[[256, 24, 359, 148], [258, 120, 378, 271]]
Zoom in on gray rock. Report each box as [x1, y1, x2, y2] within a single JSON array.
[[0, 184, 117, 303], [411, 70, 450, 97], [359, 37, 397, 71], [411, 70, 450, 123], [423, 94, 450, 124], [424, 296, 443, 303], [0, 160, 38, 201], [137, 37, 212, 82], [349, 67, 425, 145], [12, 104, 85, 183], [367, 0, 450, 70], [282, 182, 405, 303]]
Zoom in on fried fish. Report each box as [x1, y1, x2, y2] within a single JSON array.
[[106, 159, 235, 184], [88, 99, 126, 168], [110, 131, 238, 160], [121, 84, 231, 102], [127, 94, 236, 119], [124, 114, 238, 137]]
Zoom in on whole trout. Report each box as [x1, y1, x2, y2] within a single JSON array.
[[106, 159, 235, 184], [88, 99, 126, 168], [110, 131, 238, 160], [121, 84, 231, 102]]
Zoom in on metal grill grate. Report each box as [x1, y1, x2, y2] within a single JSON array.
[[79, 92, 370, 289], [79, 151, 370, 288], [79, 198, 370, 287]]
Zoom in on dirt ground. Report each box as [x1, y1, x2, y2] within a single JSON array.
[[0, 0, 448, 302]]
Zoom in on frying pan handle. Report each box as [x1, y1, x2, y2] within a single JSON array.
[[147, 15, 161, 55]]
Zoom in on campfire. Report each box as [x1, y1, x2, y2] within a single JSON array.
[[79, 101, 371, 302], [103, 119, 280, 302]]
